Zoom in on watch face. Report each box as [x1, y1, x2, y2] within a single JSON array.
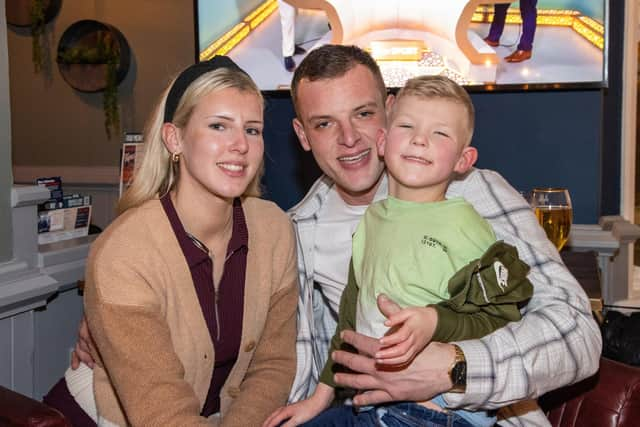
[[452, 362, 467, 386]]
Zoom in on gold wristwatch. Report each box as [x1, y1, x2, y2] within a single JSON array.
[[448, 344, 467, 393]]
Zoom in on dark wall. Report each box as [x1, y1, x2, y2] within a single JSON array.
[[262, 96, 322, 211], [262, 90, 603, 224], [472, 90, 603, 224]]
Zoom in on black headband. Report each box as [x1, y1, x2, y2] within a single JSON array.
[[164, 56, 249, 123]]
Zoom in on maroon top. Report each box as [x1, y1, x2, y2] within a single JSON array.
[[161, 195, 247, 416]]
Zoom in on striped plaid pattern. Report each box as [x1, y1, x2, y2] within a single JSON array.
[[287, 169, 602, 427]]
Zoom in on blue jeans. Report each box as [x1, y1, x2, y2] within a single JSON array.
[[300, 403, 475, 427]]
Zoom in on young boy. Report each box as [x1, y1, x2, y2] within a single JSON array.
[[265, 75, 534, 427]]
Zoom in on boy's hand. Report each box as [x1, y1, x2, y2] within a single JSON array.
[[374, 294, 438, 366], [262, 384, 334, 427]]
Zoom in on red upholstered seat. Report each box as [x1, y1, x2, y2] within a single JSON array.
[[0, 385, 70, 427], [540, 358, 640, 427]]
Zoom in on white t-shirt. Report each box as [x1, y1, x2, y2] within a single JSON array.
[[313, 187, 368, 313]]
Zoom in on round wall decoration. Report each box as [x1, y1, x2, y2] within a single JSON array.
[[6, 0, 62, 27], [56, 19, 130, 93]]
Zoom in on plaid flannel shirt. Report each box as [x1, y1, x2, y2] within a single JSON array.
[[287, 169, 602, 427]]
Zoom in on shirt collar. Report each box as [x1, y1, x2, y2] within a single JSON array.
[[289, 173, 389, 221], [160, 195, 247, 268], [227, 197, 248, 255]]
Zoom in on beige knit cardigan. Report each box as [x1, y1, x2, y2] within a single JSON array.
[[84, 197, 298, 426]]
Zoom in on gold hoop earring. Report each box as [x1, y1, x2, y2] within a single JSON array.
[[171, 152, 181, 163]]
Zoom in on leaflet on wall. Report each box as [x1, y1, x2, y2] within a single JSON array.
[[38, 205, 92, 245], [120, 133, 146, 197]]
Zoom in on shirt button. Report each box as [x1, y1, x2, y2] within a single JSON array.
[[227, 387, 240, 398], [244, 341, 256, 352]]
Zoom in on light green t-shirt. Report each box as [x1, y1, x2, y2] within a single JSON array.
[[354, 196, 496, 339]]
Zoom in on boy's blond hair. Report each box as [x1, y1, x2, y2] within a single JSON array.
[[395, 75, 475, 145]]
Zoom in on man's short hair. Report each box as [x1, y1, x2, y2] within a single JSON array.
[[396, 75, 475, 143], [291, 45, 387, 115]]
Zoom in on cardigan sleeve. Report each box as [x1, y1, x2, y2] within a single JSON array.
[[84, 240, 212, 426], [220, 218, 299, 427]]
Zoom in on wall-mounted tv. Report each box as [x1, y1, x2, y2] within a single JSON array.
[[195, 0, 607, 91]]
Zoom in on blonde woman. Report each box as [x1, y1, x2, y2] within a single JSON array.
[[44, 56, 298, 426]]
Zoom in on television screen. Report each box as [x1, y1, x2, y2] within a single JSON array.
[[195, 0, 606, 90]]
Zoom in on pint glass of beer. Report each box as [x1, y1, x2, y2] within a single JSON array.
[[530, 188, 572, 250]]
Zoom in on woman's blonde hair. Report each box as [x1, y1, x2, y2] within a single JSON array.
[[117, 67, 264, 215]]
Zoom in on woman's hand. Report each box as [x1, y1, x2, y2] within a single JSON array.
[[374, 295, 438, 366], [262, 384, 334, 427], [71, 314, 96, 369]]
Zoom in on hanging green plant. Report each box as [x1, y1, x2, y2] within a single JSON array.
[[30, 0, 46, 72], [101, 32, 120, 140], [57, 20, 130, 140], [57, 30, 121, 139], [6, 0, 62, 72]]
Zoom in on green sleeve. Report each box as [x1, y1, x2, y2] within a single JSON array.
[[319, 259, 359, 388], [430, 304, 511, 342], [431, 241, 534, 342]]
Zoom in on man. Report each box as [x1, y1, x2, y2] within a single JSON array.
[[286, 45, 600, 426], [484, 1, 538, 63]]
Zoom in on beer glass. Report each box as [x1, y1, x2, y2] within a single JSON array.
[[530, 188, 573, 250]]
